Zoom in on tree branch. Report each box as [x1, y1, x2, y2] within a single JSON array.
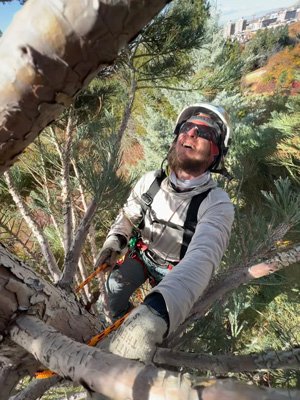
[[59, 198, 99, 289], [10, 376, 61, 400], [72, 159, 98, 263], [0, 0, 171, 174], [154, 347, 300, 373], [62, 114, 75, 254], [38, 139, 65, 248], [3, 171, 61, 282], [8, 317, 300, 400], [168, 244, 300, 346], [116, 74, 137, 143]]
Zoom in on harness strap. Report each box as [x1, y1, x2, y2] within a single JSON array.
[[180, 189, 211, 259], [139, 169, 167, 229]]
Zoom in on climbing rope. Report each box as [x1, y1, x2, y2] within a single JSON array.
[[75, 262, 108, 293]]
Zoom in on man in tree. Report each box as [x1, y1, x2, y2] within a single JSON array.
[[98, 103, 234, 362]]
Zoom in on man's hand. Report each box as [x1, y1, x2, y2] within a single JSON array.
[[108, 304, 168, 363], [96, 235, 127, 268]]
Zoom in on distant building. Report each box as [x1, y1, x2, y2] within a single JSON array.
[[278, 9, 297, 22], [224, 21, 235, 38], [224, 6, 299, 41], [247, 20, 262, 31], [235, 18, 247, 33], [285, 10, 297, 20], [261, 17, 277, 28], [277, 10, 286, 22]]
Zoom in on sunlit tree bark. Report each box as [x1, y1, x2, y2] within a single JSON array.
[[0, 0, 171, 173]]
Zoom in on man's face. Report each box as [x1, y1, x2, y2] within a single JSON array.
[[168, 123, 214, 175], [176, 125, 212, 163]]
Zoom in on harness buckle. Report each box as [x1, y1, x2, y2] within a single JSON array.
[[141, 193, 153, 206]]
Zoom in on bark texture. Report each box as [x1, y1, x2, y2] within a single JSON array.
[[0, 0, 170, 173], [1, 244, 299, 399], [0, 242, 103, 398], [10, 316, 300, 400], [154, 348, 300, 373], [10, 315, 201, 400]]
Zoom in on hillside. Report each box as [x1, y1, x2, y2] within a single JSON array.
[[242, 22, 300, 95]]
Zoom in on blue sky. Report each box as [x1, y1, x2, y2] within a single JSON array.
[[213, 0, 298, 23], [0, 0, 298, 33], [0, 0, 21, 33]]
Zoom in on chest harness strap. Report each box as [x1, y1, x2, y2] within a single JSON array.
[[139, 169, 211, 259]]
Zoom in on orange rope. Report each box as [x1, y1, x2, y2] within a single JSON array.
[[87, 312, 130, 346], [35, 311, 131, 379], [75, 262, 108, 293]]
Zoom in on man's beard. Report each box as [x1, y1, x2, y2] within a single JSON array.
[[167, 142, 211, 175]]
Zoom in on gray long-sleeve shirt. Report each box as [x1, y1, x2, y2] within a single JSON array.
[[108, 170, 234, 333]]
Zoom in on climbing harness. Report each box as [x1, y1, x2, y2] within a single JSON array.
[[139, 169, 211, 258]]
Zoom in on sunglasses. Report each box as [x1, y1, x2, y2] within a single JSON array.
[[179, 122, 219, 144]]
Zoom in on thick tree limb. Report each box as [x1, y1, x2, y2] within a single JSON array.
[[199, 379, 300, 400], [10, 315, 300, 400], [0, 242, 102, 398], [154, 347, 300, 373], [0, 0, 171, 174], [1, 242, 299, 399], [9, 315, 200, 400], [0, 243, 102, 339]]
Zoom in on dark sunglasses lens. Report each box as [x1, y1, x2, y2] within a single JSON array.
[[179, 122, 193, 134], [179, 122, 218, 144]]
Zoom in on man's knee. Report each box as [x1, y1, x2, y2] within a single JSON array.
[[106, 268, 125, 295], [105, 258, 147, 318]]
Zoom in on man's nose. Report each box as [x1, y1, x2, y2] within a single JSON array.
[[186, 127, 197, 138]]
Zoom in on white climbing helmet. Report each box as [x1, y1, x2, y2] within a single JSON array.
[[174, 102, 231, 147], [173, 103, 232, 173]]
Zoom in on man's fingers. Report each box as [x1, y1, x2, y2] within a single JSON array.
[[95, 248, 112, 270]]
